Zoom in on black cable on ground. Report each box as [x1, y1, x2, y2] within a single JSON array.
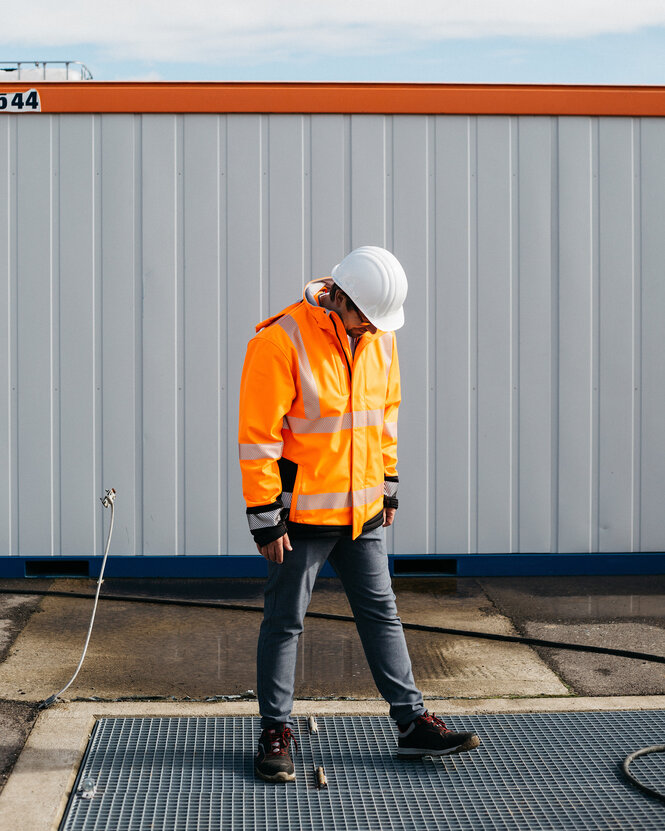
[[622, 745, 665, 803], [2, 587, 664, 665]]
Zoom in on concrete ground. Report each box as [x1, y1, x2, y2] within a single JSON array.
[[0, 573, 663, 829]]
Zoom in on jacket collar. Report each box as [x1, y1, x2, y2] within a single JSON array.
[[256, 278, 383, 341], [304, 278, 383, 342]]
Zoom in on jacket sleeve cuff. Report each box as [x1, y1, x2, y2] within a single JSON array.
[[247, 501, 288, 546], [383, 476, 399, 510]]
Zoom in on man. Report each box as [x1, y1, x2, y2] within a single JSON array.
[[238, 246, 479, 782]]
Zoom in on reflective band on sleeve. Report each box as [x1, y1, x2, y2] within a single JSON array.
[[378, 332, 393, 381], [247, 507, 282, 531], [384, 480, 399, 498], [383, 421, 398, 439], [277, 315, 321, 419], [238, 442, 284, 461]]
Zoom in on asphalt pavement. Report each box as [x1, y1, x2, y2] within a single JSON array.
[[0, 573, 663, 829]]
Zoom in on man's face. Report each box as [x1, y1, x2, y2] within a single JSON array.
[[333, 295, 377, 338]]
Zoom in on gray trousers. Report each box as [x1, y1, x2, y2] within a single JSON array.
[[257, 524, 425, 729]]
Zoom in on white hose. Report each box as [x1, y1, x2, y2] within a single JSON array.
[[39, 489, 116, 709]]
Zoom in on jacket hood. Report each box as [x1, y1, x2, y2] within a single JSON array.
[[255, 279, 332, 333]]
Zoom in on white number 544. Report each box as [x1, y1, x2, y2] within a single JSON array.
[[0, 89, 41, 113]]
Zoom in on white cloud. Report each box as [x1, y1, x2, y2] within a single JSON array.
[[6, 0, 665, 63]]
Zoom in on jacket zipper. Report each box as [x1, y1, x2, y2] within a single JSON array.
[[330, 315, 355, 518], [330, 315, 353, 386]]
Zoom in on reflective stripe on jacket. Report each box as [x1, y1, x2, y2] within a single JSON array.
[[239, 280, 400, 541]]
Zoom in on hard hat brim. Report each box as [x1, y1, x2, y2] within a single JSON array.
[[367, 305, 404, 332]]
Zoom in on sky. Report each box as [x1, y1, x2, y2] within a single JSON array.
[[3, 0, 665, 85]]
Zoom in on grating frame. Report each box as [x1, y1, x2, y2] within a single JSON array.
[[60, 711, 665, 831]]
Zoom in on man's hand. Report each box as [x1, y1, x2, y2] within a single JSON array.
[[257, 533, 292, 564], [383, 508, 396, 527]]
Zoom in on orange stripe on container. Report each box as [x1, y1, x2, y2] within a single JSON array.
[[2, 82, 665, 117]]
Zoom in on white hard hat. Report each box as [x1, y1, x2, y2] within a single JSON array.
[[330, 246, 408, 331]]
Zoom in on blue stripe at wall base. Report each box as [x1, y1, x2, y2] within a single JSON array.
[[395, 553, 665, 577], [0, 553, 663, 579]]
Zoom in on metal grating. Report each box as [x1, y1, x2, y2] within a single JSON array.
[[60, 712, 665, 831]]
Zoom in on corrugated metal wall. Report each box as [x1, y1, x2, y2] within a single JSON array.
[[1, 112, 664, 558]]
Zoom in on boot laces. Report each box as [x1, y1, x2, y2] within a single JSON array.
[[265, 727, 298, 756], [420, 712, 451, 733]]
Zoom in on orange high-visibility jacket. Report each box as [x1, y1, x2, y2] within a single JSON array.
[[238, 279, 400, 543]]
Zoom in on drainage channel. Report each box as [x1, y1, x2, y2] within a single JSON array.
[[60, 712, 665, 830]]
